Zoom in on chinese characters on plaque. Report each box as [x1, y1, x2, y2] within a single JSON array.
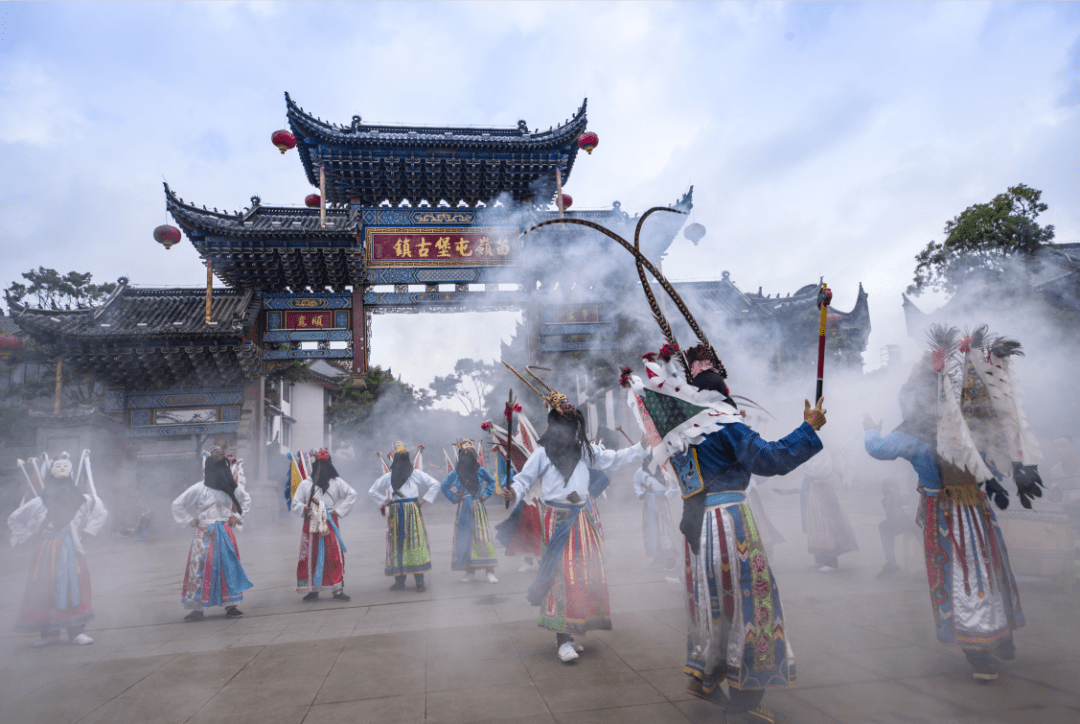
[[552, 305, 602, 324], [367, 229, 518, 266]]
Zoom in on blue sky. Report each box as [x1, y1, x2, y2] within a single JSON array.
[[2, 2, 1078, 389]]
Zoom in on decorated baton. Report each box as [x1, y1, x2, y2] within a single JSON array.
[[816, 282, 832, 403], [504, 390, 518, 509]]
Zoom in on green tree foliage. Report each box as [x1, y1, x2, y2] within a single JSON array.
[[327, 366, 431, 433], [5, 267, 119, 311], [909, 184, 1054, 295], [429, 358, 499, 417]]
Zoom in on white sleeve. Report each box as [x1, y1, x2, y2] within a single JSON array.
[[416, 471, 440, 504], [235, 485, 252, 518], [510, 448, 545, 501], [172, 484, 201, 526], [591, 442, 647, 471], [369, 473, 392, 505], [331, 478, 359, 517], [291, 480, 312, 517], [80, 495, 109, 536], [8, 497, 46, 547], [633, 469, 647, 496]]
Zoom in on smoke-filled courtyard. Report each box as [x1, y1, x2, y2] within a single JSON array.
[[1, 471, 1076, 724]]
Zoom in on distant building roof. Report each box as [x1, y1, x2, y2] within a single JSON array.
[[285, 92, 588, 206], [10, 284, 262, 388]]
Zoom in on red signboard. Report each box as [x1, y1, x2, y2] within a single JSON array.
[[552, 305, 601, 324], [366, 228, 519, 266], [283, 311, 334, 329]]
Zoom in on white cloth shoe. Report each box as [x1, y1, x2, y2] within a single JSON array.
[[33, 637, 60, 648], [69, 633, 93, 645], [517, 562, 533, 573], [461, 572, 475, 582], [486, 571, 499, 584], [557, 642, 579, 663], [571, 642, 584, 653]]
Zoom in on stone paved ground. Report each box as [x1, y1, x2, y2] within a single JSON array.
[[1, 485, 1078, 724]]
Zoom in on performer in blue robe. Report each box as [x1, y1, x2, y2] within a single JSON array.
[[440, 439, 499, 583]]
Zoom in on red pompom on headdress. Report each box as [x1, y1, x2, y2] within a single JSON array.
[[619, 365, 633, 388], [657, 342, 680, 362], [480, 421, 492, 431], [315, 448, 330, 461], [641, 352, 657, 363]]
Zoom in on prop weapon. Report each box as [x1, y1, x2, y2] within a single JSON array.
[[504, 389, 517, 509], [816, 282, 832, 404], [78, 449, 99, 500], [614, 424, 635, 445]]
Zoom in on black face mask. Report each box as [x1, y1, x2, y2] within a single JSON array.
[[456, 450, 481, 496], [312, 458, 339, 493], [204, 457, 241, 513], [538, 410, 593, 484]]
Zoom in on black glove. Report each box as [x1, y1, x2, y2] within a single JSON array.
[[982, 479, 1010, 510], [1012, 462, 1044, 510]]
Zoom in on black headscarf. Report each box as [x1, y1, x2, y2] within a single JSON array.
[[42, 472, 87, 531], [204, 456, 242, 513], [456, 448, 481, 496], [390, 451, 412, 494], [311, 457, 339, 493], [538, 408, 594, 484]]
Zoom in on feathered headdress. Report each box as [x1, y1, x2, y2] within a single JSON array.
[[502, 363, 576, 416]]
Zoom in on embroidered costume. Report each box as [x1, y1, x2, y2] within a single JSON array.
[[441, 439, 499, 582], [502, 363, 646, 663], [172, 448, 253, 620], [369, 442, 440, 592], [864, 326, 1034, 681], [8, 457, 107, 646], [292, 449, 358, 601]]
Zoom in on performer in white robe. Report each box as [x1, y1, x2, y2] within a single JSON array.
[[500, 371, 646, 664], [291, 449, 358, 601], [369, 441, 440, 592], [172, 447, 253, 621], [9, 457, 107, 646], [633, 458, 679, 568]]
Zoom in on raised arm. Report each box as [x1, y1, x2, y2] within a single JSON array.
[[591, 442, 647, 472], [722, 422, 823, 478], [864, 429, 919, 462]]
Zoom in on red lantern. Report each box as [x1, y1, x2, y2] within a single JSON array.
[[684, 223, 706, 243], [271, 129, 296, 154], [153, 224, 182, 250], [560, 194, 573, 209], [0, 333, 22, 352], [577, 131, 598, 155], [305, 194, 321, 208]]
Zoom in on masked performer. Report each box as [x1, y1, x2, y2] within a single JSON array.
[[9, 456, 107, 646], [172, 447, 253, 621], [623, 344, 826, 719], [500, 367, 647, 664], [633, 454, 679, 569], [292, 449, 358, 602], [369, 442, 440, 592], [864, 326, 1030, 682], [441, 439, 499, 583]]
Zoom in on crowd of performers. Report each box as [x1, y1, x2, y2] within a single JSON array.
[[3, 321, 1063, 723]]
